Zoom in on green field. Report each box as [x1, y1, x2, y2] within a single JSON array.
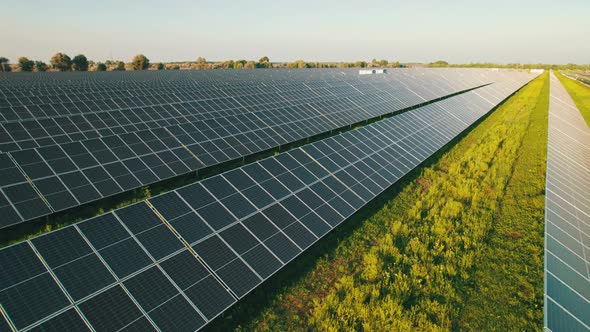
[[457, 72, 548, 330], [556, 70, 590, 127], [207, 73, 549, 331]]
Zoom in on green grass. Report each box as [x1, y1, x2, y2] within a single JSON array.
[[457, 72, 548, 330], [208, 73, 549, 331], [555, 70, 590, 127]]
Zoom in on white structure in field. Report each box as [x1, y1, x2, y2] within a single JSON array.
[[359, 69, 387, 75]]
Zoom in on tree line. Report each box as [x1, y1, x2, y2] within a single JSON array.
[[0, 53, 151, 72], [1, 54, 404, 72], [5, 54, 585, 73]]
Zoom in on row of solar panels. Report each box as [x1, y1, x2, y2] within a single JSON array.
[[0, 69, 492, 147], [0, 67, 412, 89], [544, 72, 590, 332], [0, 71, 539, 332], [0, 70, 520, 229], [0, 69, 483, 119], [0, 84, 425, 151], [0, 67, 482, 92]]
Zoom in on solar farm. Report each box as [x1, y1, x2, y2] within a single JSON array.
[[0, 69, 503, 227], [0, 68, 588, 331]]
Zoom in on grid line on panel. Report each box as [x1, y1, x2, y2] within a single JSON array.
[[71, 223, 161, 332], [26, 220, 159, 330], [0, 304, 17, 332], [104, 210, 191, 332], [144, 199, 241, 302], [179, 184, 267, 281], [546, 295, 590, 331], [173, 175, 292, 266], [23, 240, 96, 332], [6, 153, 54, 212]]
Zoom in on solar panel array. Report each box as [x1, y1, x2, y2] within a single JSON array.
[[0, 69, 538, 332], [544, 72, 590, 332], [0, 68, 514, 229]]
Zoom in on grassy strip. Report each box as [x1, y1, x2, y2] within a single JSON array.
[[456, 73, 548, 330], [219, 73, 548, 331], [555, 70, 590, 127]]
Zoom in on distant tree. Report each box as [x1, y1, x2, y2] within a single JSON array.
[[72, 54, 89, 71], [354, 61, 367, 68], [287, 60, 309, 69], [234, 59, 247, 70], [18, 57, 35, 72], [0, 57, 10, 72], [195, 57, 207, 69], [50, 53, 72, 71], [257, 56, 271, 68], [131, 54, 149, 70], [429, 60, 449, 67], [244, 61, 256, 69], [35, 61, 48, 72], [379, 59, 388, 67], [105, 60, 114, 66], [114, 61, 126, 71], [214, 60, 234, 69], [171, 65, 180, 70], [96, 63, 107, 71], [156, 62, 164, 70]]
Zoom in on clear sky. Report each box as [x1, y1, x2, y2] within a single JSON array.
[[3, 0, 589, 64]]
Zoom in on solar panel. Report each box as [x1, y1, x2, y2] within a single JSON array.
[[0, 70, 538, 331], [0, 69, 522, 228], [544, 72, 590, 331], [0, 212, 235, 331]]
